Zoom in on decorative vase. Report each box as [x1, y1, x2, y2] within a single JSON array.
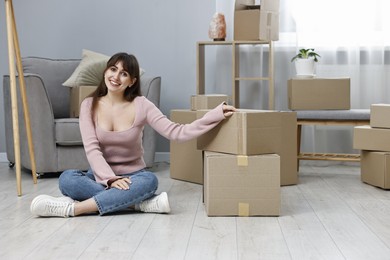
[[208, 13, 226, 41], [294, 59, 316, 77]]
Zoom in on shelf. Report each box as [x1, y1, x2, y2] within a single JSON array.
[[198, 40, 271, 45], [235, 77, 271, 81], [196, 40, 274, 109], [298, 152, 360, 162], [197, 41, 234, 45]]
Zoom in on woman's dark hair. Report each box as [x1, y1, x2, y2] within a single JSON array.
[[89, 52, 142, 117]]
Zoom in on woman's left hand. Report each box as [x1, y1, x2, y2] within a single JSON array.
[[222, 104, 236, 117]]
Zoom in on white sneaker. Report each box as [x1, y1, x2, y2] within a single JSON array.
[[32, 194, 74, 203], [30, 195, 74, 217], [139, 192, 171, 213], [58, 196, 75, 203]]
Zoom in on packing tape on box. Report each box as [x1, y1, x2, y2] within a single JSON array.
[[267, 12, 272, 26], [237, 155, 248, 166], [238, 203, 249, 217]]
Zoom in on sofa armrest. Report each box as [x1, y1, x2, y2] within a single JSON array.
[[3, 74, 59, 172], [141, 76, 161, 107], [140, 76, 161, 167]]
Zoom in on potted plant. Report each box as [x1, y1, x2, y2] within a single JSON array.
[[291, 48, 321, 77]]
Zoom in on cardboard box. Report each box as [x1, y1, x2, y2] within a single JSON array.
[[234, 0, 280, 41], [70, 86, 97, 117], [170, 110, 203, 184], [370, 104, 390, 128], [191, 94, 228, 111], [204, 152, 280, 216], [279, 112, 298, 186], [361, 151, 390, 189], [197, 109, 282, 155], [288, 78, 351, 110], [197, 109, 297, 186], [353, 126, 390, 152]]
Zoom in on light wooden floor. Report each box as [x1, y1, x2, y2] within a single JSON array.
[[1, 162, 390, 260]]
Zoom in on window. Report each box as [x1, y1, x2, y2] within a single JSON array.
[[291, 0, 390, 47]]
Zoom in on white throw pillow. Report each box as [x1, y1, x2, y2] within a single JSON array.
[[63, 49, 145, 87]]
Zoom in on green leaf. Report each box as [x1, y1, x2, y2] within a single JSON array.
[[291, 48, 321, 62]]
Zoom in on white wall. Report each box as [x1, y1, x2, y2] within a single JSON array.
[[0, 0, 216, 155]]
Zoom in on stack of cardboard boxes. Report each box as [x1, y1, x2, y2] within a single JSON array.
[[198, 109, 297, 217], [170, 95, 298, 217], [354, 104, 390, 189], [170, 0, 285, 216]]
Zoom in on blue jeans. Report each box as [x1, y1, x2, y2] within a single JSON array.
[[59, 168, 158, 215]]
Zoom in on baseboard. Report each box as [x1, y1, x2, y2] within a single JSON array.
[[0, 153, 7, 163], [155, 152, 170, 163]]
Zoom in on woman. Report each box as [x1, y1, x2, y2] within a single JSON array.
[[30, 52, 235, 217]]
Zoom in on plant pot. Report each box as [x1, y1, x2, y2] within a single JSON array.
[[294, 59, 315, 77]]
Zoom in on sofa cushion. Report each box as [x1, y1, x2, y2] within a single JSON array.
[[62, 49, 109, 88], [296, 109, 370, 121], [62, 49, 145, 88], [22, 57, 80, 119], [55, 118, 83, 146]]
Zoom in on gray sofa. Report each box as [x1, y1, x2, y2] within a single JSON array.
[[3, 57, 161, 176]]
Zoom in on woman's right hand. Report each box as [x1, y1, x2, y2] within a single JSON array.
[[110, 177, 132, 190]]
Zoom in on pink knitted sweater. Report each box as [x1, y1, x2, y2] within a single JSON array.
[[79, 96, 225, 186]]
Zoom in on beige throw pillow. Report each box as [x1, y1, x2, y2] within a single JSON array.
[[63, 49, 145, 87]]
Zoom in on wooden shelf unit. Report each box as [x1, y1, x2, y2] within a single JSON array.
[[196, 40, 274, 109]]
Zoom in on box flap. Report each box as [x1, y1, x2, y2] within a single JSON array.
[[385, 153, 390, 188], [262, 0, 280, 12], [235, 0, 279, 12], [235, 0, 260, 11], [259, 11, 279, 41], [238, 113, 247, 154]]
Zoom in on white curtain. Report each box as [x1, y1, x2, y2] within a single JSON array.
[[292, 0, 390, 108], [215, 0, 390, 163]]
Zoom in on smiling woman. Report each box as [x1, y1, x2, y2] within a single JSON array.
[[29, 52, 236, 218]]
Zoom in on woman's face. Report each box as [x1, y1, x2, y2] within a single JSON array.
[[104, 61, 135, 94]]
